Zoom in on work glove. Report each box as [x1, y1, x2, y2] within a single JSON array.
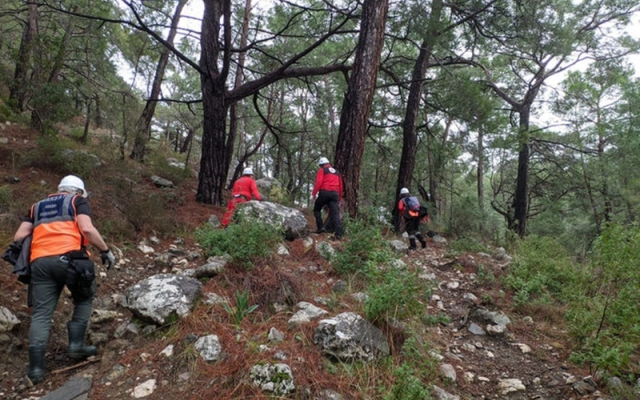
[[100, 249, 116, 270]]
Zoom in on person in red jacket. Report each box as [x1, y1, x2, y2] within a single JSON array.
[[311, 157, 343, 239], [222, 167, 263, 227]]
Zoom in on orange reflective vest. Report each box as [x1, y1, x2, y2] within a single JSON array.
[[29, 194, 87, 262]]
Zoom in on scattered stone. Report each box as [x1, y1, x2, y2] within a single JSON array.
[[208, 214, 221, 228], [195, 256, 229, 278], [440, 363, 457, 382], [432, 385, 460, 400], [0, 307, 20, 332], [160, 345, 174, 357], [331, 280, 348, 293], [498, 378, 526, 395], [468, 323, 486, 335], [103, 364, 127, 382], [277, 244, 290, 255], [138, 244, 155, 254], [203, 292, 227, 305], [122, 274, 202, 325], [486, 324, 506, 336], [133, 379, 157, 398], [195, 334, 222, 362], [288, 302, 329, 329], [151, 175, 173, 188], [268, 327, 285, 343], [512, 343, 531, 354], [90, 309, 120, 324], [572, 380, 597, 396], [39, 376, 92, 400], [314, 312, 389, 362], [250, 363, 295, 396]]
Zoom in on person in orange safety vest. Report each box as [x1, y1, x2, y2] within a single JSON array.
[[12, 175, 116, 385], [222, 167, 263, 227]]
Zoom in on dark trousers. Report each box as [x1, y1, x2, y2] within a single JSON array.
[[29, 256, 94, 347], [404, 217, 420, 237], [314, 190, 342, 238]]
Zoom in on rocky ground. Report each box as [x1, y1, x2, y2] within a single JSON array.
[[0, 123, 634, 400]]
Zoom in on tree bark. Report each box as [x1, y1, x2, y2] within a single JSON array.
[[130, 0, 188, 161], [392, 0, 443, 231], [334, 0, 389, 217], [9, 0, 38, 112]]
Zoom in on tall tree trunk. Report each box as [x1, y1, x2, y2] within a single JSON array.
[[513, 106, 531, 237], [9, 0, 38, 112], [334, 0, 389, 217], [225, 0, 253, 185], [197, 0, 230, 204], [130, 0, 188, 161], [393, 0, 443, 230]]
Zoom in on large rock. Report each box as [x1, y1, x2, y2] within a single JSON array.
[[122, 274, 202, 325], [235, 201, 309, 240], [313, 312, 389, 362]]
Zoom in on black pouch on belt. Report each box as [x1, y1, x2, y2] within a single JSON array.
[[65, 250, 96, 300]]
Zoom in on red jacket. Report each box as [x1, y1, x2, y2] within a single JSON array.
[[312, 164, 343, 200], [232, 176, 262, 201]]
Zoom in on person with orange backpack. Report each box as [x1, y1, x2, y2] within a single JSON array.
[[397, 187, 427, 251], [222, 167, 263, 227]]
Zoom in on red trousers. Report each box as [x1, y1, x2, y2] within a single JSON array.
[[222, 197, 247, 227]]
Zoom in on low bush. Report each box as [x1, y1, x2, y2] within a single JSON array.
[[196, 221, 281, 269], [333, 218, 392, 275], [567, 224, 640, 376], [504, 235, 580, 307], [365, 266, 428, 321]]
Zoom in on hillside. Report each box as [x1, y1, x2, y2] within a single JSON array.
[[0, 123, 628, 400]]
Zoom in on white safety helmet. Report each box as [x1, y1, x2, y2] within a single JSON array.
[[400, 187, 410, 195], [58, 175, 88, 198], [242, 167, 254, 176], [318, 157, 330, 166]]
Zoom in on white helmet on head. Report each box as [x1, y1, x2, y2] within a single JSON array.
[[318, 157, 330, 166], [400, 187, 410, 195], [242, 167, 254, 176], [58, 175, 88, 198]]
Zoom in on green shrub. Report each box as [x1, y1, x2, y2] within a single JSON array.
[[0, 185, 11, 212], [450, 236, 488, 253], [196, 221, 281, 269], [504, 235, 580, 307], [333, 218, 392, 275], [365, 266, 428, 321], [22, 136, 97, 178], [566, 224, 640, 375], [383, 363, 432, 400]]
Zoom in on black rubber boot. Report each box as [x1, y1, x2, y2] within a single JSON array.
[[416, 233, 427, 249], [67, 322, 97, 359], [27, 346, 46, 384], [408, 238, 417, 251]]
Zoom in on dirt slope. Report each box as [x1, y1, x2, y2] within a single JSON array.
[[0, 124, 614, 400]]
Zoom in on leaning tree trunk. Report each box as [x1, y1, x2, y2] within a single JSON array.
[[393, 0, 443, 231], [130, 0, 188, 161], [334, 0, 389, 217]]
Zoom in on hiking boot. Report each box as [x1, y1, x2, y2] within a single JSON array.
[[408, 238, 417, 251], [26, 346, 46, 385], [67, 322, 97, 359], [416, 233, 427, 249], [314, 228, 326, 234]]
